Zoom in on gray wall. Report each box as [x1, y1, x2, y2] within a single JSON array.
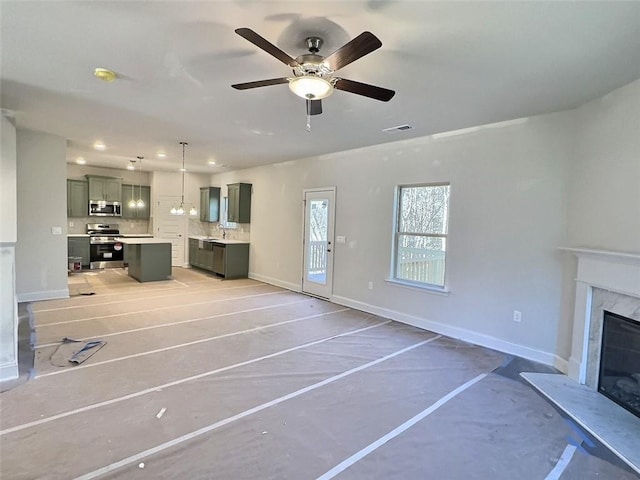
[[15, 129, 68, 301], [208, 78, 640, 370], [568, 79, 640, 251], [0, 114, 18, 381], [210, 111, 574, 367]]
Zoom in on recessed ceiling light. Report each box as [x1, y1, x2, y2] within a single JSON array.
[[208, 159, 216, 165], [93, 141, 107, 151], [180, 167, 187, 172], [157, 152, 167, 158], [94, 68, 116, 82], [75, 157, 86, 165]]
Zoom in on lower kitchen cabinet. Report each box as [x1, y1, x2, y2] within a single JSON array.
[[213, 243, 249, 279], [188, 238, 249, 279], [68, 236, 90, 268]]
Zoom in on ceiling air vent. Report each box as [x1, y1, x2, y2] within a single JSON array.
[[382, 124, 413, 134]]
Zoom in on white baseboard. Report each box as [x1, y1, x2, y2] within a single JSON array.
[[248, 272, 301, 292], [16, 289, 69, 303], [0, 362, 19, 382], [332, 295, 565, 369]]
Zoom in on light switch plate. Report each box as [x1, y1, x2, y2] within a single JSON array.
[[336, 235, 346, 244], [51, 226, 63, 235]]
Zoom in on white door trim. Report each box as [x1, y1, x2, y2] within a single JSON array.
[[302, 187, 336, 300]]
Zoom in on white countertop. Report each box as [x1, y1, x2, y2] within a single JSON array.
[[118, 234, 154, 238], [115, 237, 172, 245], [189, 236, 249, 245], [68, 234, 90, 237]]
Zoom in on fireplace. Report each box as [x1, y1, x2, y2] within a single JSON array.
[[598, 311, 640, 418]]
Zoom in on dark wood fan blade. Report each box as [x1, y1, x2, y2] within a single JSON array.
[[306, 99, 322, 116], [235, 28, 299, 67], [334, 78, 395, 102], [231, 78, 289, 90], [323, 32, 382, 71]]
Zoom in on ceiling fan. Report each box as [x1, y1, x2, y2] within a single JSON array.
[[231, 28, 395, 118]]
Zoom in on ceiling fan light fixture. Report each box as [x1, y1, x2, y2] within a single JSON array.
[[289, 76, 333, 100]]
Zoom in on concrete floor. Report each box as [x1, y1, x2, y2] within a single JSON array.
[[0, 268, 637, 479]]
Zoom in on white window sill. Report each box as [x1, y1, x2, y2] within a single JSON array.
[[384, 278, 450, 296]]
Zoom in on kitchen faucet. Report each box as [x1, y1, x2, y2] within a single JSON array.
[[220, 224, 226, 239]]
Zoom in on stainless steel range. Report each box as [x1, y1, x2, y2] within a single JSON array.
[[87, 223, 124, 269]]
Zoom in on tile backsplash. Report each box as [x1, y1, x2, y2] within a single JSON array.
[[67, 217, 150, 234], [208, 222, 250, 242]]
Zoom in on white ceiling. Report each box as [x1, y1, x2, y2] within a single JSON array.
[[1, 1, 639, 174]]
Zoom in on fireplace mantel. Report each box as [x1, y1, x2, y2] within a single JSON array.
[[520, 247, 640, 475], [560, 247, 640, 383]]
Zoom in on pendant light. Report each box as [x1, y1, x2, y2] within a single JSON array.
[[171, 142, 188, 215], [136, 156, 145, 208], [127, 160, 137, 208]]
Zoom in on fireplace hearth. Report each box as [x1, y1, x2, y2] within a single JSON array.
[[520, 247, 640, 475], [598, 311, 640, 418]]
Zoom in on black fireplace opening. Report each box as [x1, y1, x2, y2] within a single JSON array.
[[598, 310, 640, 419]]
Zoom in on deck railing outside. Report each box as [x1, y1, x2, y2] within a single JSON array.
[[397, 247, 445, 286], [308, 241, 327, 273]]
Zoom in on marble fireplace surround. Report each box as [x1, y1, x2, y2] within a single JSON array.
[[564, 248, 640, 384], [522, 248, 640, 475]]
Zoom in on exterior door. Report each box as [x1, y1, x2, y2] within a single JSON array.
[[156, 195, 186, 267], [302, 188, 335, 299]]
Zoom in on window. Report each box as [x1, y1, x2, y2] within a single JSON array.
[[392, 183, 450, 289]]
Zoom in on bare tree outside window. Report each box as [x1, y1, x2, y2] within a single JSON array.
[[394, 183, 450, 287]]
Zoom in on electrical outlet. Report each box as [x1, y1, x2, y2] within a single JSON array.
[[336, 235, 346, 244], [513, 310, 522, 323], [51, 226, 62, 235], [368, 281, 374, 290], [69, 221, 74, 228]]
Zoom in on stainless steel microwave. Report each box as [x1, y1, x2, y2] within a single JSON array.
[[89, 201, 122, 216]]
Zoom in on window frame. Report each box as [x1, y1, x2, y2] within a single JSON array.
[[389, 182, 451, 293]]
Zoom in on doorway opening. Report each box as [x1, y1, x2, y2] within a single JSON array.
[[302, 188, 336, 299]]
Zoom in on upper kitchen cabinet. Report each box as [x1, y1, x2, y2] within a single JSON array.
[[227, 183, 252, 223], [200, 187, 221, 223], [122, 184, 151, 219], [67, 179, 88, 217], [87, 175, 122, 202]]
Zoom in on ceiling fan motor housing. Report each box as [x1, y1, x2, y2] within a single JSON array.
[[293, 53, 332, 77]]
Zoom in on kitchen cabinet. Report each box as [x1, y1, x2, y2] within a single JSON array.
[[188, 238, 213, 270], [121, 184, 151, 219], [227, 183, 252, 223], [188, 238, 199, 268], [67, 236, 90, 267], [67, 180, 88, 217], [215, 243, 249, 278], [188, 237, 249, 279], [199, 187, 221, 223], [87, 175, 122, 202]]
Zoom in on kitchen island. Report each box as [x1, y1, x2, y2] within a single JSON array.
[[116, 237, 172, 282]]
